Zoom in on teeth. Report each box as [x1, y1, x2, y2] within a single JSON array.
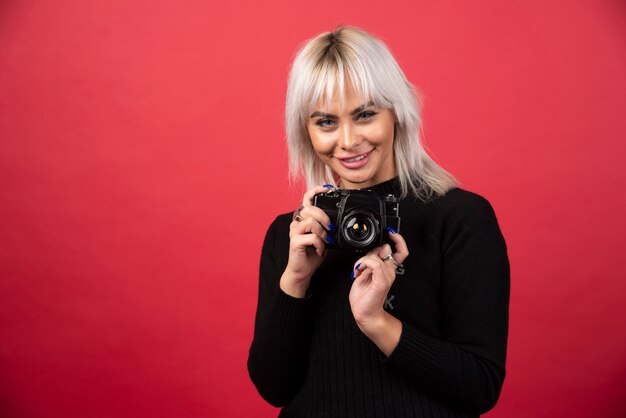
[[345, 153, 367, 162]]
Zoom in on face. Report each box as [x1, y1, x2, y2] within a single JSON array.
[[306, 82, 396, 189]]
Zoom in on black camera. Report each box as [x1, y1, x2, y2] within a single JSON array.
[[313, 188, 401, 252]]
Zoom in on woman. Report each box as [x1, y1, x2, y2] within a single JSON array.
[[248, 26, 510, 417]]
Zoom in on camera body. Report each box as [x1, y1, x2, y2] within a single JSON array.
[[313, 188, 401, 252]]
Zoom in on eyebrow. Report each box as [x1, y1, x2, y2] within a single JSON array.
[[309, 101, 375, 119]]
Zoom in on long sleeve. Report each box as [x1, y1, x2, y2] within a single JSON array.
[[247, 180, 510, 417], [247, 214, 314, 407], [384, 191, 510, 414]]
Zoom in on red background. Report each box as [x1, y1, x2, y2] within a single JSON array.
[[1, 1, 625, 417]]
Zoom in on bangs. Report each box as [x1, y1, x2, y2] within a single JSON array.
[[303, 51, 392, 117]]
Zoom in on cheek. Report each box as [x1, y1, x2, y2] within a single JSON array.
[[373, 117, 395, 147], [364, 123, 394, 147], [308, 131, 336, 158]]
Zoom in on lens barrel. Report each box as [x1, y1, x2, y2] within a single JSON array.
[[341, 210, 378, 249]]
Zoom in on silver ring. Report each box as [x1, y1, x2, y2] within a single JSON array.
[[292, 205, 305, 222], [381, 253, 399, 268]]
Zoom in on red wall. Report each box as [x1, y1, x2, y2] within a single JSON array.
[[1, 1, 625, 417]]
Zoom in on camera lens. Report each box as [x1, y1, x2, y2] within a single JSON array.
[[342, 211, 377, 249]]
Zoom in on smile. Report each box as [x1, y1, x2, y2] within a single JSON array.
[[337, 150, 373, 169], [344, 154, 368, 162]]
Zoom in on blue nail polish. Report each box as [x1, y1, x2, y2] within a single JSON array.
[[328, 222, 335, 232], [323, 184, 334, 188], [386, 226, 397, 234], [325, 235, 335, 244], [350, 270, 355, 280], [355, 263, 361, 270]]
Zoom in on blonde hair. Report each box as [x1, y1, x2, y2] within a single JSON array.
[[285, 26, 457, 200]]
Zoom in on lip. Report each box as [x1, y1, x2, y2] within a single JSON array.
[[336, 150, 373, 169]]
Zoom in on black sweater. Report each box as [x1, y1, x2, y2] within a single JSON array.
[[248, 178, 510, 417]]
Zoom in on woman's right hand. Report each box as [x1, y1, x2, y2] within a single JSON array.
[[280, 185, 335, 298]]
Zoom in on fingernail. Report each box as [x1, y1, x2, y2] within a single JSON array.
[[325, 235, 335, 244], [386, 226, 397, 234], [355, 263, 361, 270], [350, 270, 355, 280], [328, 222, 335, 232], [323, 184, 334, 188]]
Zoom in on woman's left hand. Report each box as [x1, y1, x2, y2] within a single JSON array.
[[349, 230, 409, 354]]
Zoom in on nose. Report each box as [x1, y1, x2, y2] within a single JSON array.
[[337, 122, 361, 150]]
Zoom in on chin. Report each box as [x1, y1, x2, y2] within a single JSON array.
[[338, 171, 376, 186]]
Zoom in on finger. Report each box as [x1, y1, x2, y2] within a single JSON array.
[[368, 243, 393, 259], [353, 256, 391, 290], [302, 184, 334, 207], [375, 242, 398, 267], [290, 217, 332, 244], [352, 265, 372, 284], [358, 243, 398, 273], [386, 230, 409, 264], [291, 233, 326, 257], [353, 254, 384, 277], [299, 205, 333, 232]]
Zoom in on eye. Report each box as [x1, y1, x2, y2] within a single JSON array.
[[356, 111, 377, 121], [314, 118, 336, 128]]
